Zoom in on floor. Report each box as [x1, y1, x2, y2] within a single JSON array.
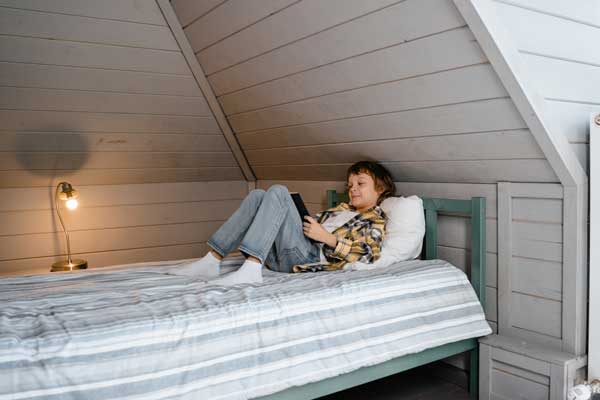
[[318, 363, 471, 400]]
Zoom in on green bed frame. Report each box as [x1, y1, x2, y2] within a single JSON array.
[[257, 190, 486, 400]]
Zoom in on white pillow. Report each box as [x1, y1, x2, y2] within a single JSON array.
[[344, 195, 425, 270]]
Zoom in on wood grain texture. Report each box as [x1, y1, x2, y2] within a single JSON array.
[[0, 243, 211, 277], [0, 7, 179, 50], [0, 132, 231, 153], [0, 0, 166, 25], [0, 36, 191, 74], [0, 87, 212, 116], [0, 62, 203, 96], [0, 152, 239, 170], [219, 27, 483, 114], [228, 64, 506, 133], [0, 110, 220, 134], [0, 199, 242, 236], [171, 0, 227, 27], [236, 99, 526, 150], [0, 168, 245, 188], [184, 0, 298, 53], [196, 0, 403, 74], [245, 130, 543, 165], [0, 181, 249, 211], [0, 180, 248, 276], [208, 0, 466, 95]]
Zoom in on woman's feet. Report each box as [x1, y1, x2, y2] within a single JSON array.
[[171, 251, 221, 278], [210, 258, 263, 286]]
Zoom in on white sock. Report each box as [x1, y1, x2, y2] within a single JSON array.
[[170, 251, 221, 278], [210, 259, 263, 286]]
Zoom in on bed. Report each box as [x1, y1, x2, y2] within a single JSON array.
[[0, 192, 491, 400]]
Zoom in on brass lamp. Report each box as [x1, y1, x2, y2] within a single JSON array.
[[51, 182, 88, 272]]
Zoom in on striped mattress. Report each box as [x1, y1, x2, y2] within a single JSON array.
[[0, 258, 491, 400]]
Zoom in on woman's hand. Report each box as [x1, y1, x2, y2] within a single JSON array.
[[303, 216, 337, 247]]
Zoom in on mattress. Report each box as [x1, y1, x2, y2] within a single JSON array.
[[0, 258, 491, 400]]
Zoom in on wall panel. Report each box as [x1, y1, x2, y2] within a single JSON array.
[[0, 1, 245, 276], [173, 0, 557, 185], [0, 181, 248, 276]]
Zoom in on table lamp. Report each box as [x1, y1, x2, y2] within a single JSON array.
[[51, 182, 88, 272]]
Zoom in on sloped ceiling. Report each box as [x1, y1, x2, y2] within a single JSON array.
[[0, 0, 245, 188], [171, 0, 560, 184]]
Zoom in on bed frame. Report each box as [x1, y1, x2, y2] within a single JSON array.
[[257, 190, 487, 400]]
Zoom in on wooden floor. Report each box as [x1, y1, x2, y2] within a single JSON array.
[[319, 363, 471, 400]]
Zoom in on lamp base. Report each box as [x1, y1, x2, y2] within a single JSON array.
[[51, 259, 88, 272]]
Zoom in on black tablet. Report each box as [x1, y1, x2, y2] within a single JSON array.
[[290, 192, 310, 221]]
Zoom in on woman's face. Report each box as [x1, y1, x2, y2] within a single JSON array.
[[347, 172, 382, 212]]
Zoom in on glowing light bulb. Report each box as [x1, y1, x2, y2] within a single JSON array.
[[65, 198, 78, 210]]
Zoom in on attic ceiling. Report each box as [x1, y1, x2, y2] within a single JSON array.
[[170, 0, 560, 184], [0, 0, 245, 188]]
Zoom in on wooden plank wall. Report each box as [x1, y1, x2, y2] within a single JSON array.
[[0, 0, 248, 275], [0, 0, 244, 186], [492, 0, 600, 172], [498, 183, 565, 351], [0, 181, 248, 276], [171, 0, 558, 184]]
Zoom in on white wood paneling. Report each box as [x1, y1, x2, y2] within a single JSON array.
[[209, 0, 466, 96], [0, 7, 179, 50], [184, 0, 299, 53], [0, 132, 231, 153], [173, 0, 555, 186], [197, 0, 403, 74], [497, 182, 566, 350], [0, 168, 245, 188], [220, 27, 486, 114], [229, 64, 506, 133], [0, 62, 203, 96], [0, 243, 211, 277], [0, 152, 238, 170], [171, 0, 227, 28], [0, 0, 246, 275], [0, 36, 190, 74], [237, 98, 525, 150], [0, 2, 245, 186], [245, 130, 543, 165], [0, 110, 220, 134], [0, 87, 212, 116], [0, 181, 248, 276], [0, 0, 166, 25]]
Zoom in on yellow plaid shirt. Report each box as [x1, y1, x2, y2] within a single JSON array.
[[293, 202, 386, 272]]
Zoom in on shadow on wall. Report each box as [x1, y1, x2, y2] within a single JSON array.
[[15, 132, 90, 262]]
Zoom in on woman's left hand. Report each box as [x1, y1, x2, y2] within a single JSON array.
[[303, 216, 337, 247]]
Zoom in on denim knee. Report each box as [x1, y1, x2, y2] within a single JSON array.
[[266, 184, 289, 199], [248, 188, 266, 201]]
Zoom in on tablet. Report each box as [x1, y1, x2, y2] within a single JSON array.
[[289, 192, 310, 220]]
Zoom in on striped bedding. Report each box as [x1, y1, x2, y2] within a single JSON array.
[[0, 258, 491, 400]]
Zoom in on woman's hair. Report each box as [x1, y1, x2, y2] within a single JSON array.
[[346, 161, 396, 205]]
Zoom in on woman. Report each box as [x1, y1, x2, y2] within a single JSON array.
[[175, 161, 395, 285]]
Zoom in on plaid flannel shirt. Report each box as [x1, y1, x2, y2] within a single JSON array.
[[293, 202, 386, 272]]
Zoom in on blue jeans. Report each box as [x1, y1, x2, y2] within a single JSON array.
[[207, 185, 321, 273]]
